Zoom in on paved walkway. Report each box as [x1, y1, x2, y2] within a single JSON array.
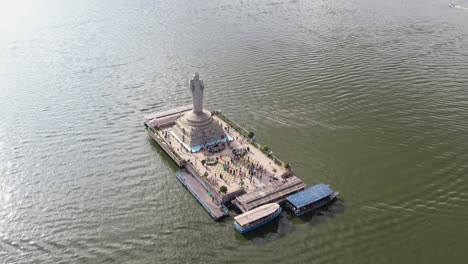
[[176, 170, 227, 220], [157, 114, 288, 195]]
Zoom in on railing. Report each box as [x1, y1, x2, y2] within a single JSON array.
[[175, 171, 224, 219], [146, 127, 185, 167], [213, 111, 250, 137], [185, 162, 222, 203], [213, 111, 291, 172]]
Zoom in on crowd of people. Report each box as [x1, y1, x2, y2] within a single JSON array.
[[209, 152, 278, 188], [159, 121, 281, 190], [201, 142, 226, 154]]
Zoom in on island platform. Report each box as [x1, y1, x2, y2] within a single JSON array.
[[143, 73, 308, 220]]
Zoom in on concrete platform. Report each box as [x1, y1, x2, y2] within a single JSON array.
[[176, 170, 228, 220], [233, 176, 306, 213], [144, 73, 309, 221]]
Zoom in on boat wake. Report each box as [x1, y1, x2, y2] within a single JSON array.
[[449, 3, 468, 10]]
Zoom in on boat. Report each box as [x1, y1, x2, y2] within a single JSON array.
[[285, 183, 339, 216], [233, 203, 282, 234]]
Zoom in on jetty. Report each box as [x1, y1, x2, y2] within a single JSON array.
[[233, 176, 305, 213], [176, 170, 228, 219], [144, 72, 307, 220]]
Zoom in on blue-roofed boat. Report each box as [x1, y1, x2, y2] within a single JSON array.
[[233, 203, 282, 234], [285, 183, 339, 216]]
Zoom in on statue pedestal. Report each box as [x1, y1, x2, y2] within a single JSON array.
[[172, 110, 226, 149]]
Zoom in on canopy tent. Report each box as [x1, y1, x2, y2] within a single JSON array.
[[286, 183, 333, 208]]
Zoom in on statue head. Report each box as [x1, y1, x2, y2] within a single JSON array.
[[193, 72, 199, 81]]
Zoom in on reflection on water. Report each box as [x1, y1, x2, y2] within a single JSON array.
[[1, 0, 468, 263]]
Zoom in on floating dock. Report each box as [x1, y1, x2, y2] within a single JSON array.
[[233, 176, 306, 213], [176, 170, 228, 220]]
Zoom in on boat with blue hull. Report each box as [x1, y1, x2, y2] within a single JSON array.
[[285, 183, 339, 216], [234, 203, 282, 234]]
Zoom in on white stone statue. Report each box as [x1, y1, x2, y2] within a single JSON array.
[[190, 72, 204, 114]]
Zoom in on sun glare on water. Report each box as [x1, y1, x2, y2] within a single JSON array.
[[0, 0, 41, 41]]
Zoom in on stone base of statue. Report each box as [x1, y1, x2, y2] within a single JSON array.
[[173, 109, 226, 149]]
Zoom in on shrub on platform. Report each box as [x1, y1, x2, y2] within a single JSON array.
[[220, 185, 228, 194]]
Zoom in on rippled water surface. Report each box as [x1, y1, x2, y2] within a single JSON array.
[[1, 0, 468, 263]]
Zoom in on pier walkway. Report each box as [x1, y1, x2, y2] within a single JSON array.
[[176, 170, 228, 220], [233, 176, 306, 213]]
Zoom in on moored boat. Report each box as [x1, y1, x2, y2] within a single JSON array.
[[233, 203, 282, 234], [285, 183, 339, 216]]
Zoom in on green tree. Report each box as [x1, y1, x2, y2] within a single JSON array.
[[201, 160, 206, 165], [203, 172, 209, 177], [248, 131, 255, 138], [220, 185, 228, 195], [262, 145, 269, 152], [285, 163, 291, 170]]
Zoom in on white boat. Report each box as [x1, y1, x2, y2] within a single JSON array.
[[233, 203, 282, 234]]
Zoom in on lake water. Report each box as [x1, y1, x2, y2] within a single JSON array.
[[1, 0, 468, 263]]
